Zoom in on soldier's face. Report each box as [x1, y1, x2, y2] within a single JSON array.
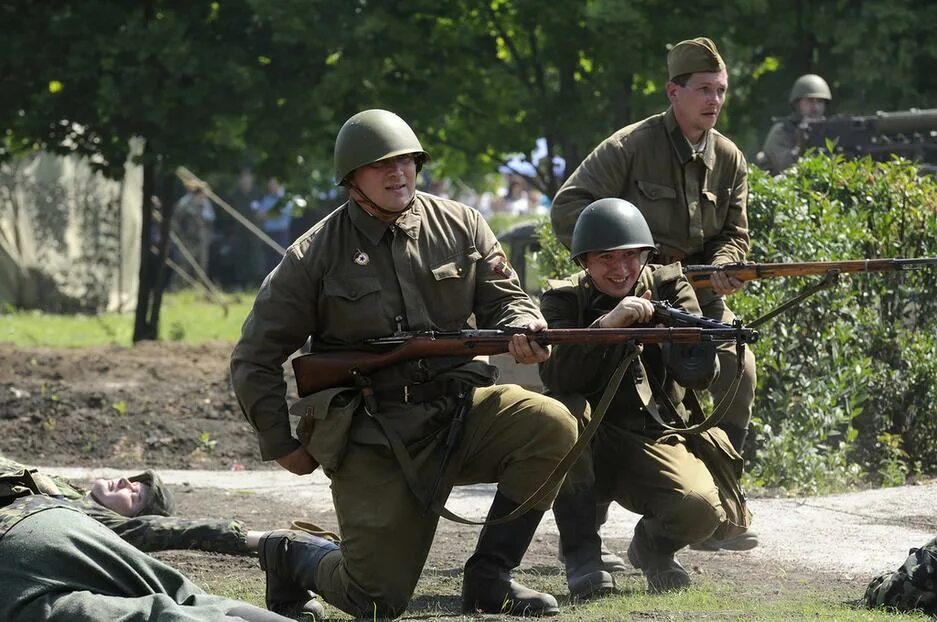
[[350, 153, 417, 214], [796, 97, 827, 120], [90, 477, 151, 517], [583, 248, 648, 298], [668, 69, 728, 141]]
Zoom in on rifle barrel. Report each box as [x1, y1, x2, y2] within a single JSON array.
[[683, 257, 937, 288], [293, 326, 758, 396]]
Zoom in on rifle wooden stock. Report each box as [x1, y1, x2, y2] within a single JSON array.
[[683, 257, 937, 289], [292, 326, 758, 397]]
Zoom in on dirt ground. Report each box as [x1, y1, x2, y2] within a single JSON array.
[[0, 341, 268, 470], [0, 343, 906, 619]]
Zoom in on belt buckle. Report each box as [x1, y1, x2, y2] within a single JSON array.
[[403, 385, 410, 403]]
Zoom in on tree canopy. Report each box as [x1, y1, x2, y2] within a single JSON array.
[[3, 0, 936, 337]]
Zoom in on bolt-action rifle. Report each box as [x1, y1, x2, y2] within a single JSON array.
[[292, 323, 759, 397], [683, 257, 937, 290]]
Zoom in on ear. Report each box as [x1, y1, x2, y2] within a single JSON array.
[[665, 80, 679, 102]]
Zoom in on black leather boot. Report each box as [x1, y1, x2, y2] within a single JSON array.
[[595, 501, 628, 572], [258, 529, 339, 619], [552, 487, 615, 599], [462, 491, 559, 616], [626, 519, 690, 593]]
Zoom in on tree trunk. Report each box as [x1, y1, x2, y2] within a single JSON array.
[[132, 157, 174, 342]]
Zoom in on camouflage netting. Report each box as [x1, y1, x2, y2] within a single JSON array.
[[0, 146, 141, 313]]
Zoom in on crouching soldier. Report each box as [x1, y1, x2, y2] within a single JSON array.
[[540, 198, 751, 597]]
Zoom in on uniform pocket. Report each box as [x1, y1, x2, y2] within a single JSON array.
[[428, 248, 482, 325], [292, 387, 362, 474], [321, 276, 383, 337], [636, 180, 677, 201], [700, 188, 729, 235]]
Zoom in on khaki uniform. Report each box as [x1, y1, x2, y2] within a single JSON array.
[[551, 108, 756, 435], [540, 264, 725, 547], [760, 115, 802, 175], [231, 192, 576, 617]]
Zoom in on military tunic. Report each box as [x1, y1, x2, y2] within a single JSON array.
[[231, 192, 577, 618], [760, 115, 802, 175], [540, 264, 725, 547], [550, 108, 756, 435]]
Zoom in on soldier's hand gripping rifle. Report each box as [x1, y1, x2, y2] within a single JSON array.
[[683, 257, 937, 290], [292, 324, 759, 398]]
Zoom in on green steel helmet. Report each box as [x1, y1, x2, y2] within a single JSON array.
[[789, 74, 832, 104], [570, 198, 656, 262], [129, 469, 175, 517], [333, 109, 429, 185]]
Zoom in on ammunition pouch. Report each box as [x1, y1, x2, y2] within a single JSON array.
[[684, 428, 752, 540], [664, 341, 719, 390], [292, 387, 362, 475]]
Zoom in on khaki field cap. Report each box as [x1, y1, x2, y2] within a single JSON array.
[[667, 37, 726, 80], [333, 109, 429, 185], [129, 469, 175, 517]]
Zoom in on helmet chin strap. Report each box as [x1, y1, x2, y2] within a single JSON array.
[[627, 251, 654, 297], [347, 181, 415, 219]]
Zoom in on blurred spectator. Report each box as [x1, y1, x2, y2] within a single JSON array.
[[251, 177, 294, 275], [171, 180, 215, 276], [212, 167, 263, 289]]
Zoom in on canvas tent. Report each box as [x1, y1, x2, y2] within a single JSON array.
[[0, 147, 142, 313]]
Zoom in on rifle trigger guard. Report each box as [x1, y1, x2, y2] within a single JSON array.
[[350, 369, 380, 416]]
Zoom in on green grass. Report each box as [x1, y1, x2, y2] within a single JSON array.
[[0, 289, 254, 347], [199, 570, 931, 621]]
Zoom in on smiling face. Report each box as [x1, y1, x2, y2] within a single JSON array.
[[667, 69, 729, 144], [582, 248, 649, 298], [349, 153, 418, 217], [90, 477, 151, 517]]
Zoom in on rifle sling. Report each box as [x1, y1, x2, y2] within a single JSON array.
[[639, 344, 746, 439], [749, 269, 841, 329], [365, 345, 642, 526]]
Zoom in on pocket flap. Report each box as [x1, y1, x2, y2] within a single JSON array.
[[290, 387, 361, 421], [431, 249, 482, 281], [323, 276, 381, 301], [637, 180, 677, 201]]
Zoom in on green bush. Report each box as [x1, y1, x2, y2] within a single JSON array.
[[537, 152, 937, 493]]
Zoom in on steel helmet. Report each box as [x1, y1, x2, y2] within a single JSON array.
[[333, 109, 429, 185], [570, 198, 656, 262], [789, 74, 832, 104]]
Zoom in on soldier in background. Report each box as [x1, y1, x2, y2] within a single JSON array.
[[758, 74, 833, 175]]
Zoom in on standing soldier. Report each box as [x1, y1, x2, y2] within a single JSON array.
[[759, 74, 833, 174], [551, 36, 757, 552], [231, 109, 577, 619]]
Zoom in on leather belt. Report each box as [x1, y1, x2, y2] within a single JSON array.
[[372, 378, 457, 404]]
